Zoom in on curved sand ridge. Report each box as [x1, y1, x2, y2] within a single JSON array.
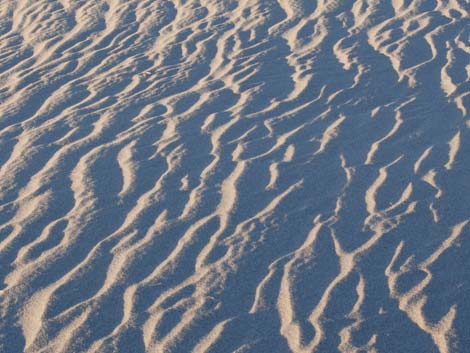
[[0, 1, 469, 352]]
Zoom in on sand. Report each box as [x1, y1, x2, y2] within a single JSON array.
[[0, 0, 469, 352]]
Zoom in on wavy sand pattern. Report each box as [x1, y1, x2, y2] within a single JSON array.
[[0, 1, 469, 352]]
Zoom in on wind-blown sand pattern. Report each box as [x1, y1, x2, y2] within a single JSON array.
[[0, 1, 469, 352]]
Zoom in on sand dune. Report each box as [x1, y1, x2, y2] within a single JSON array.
[[0, 0, 469, 352]]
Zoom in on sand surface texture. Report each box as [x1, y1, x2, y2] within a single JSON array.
[[1, 1, 470, 352]]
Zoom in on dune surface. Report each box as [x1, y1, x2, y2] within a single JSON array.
[[0, 0, 470, 352]]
